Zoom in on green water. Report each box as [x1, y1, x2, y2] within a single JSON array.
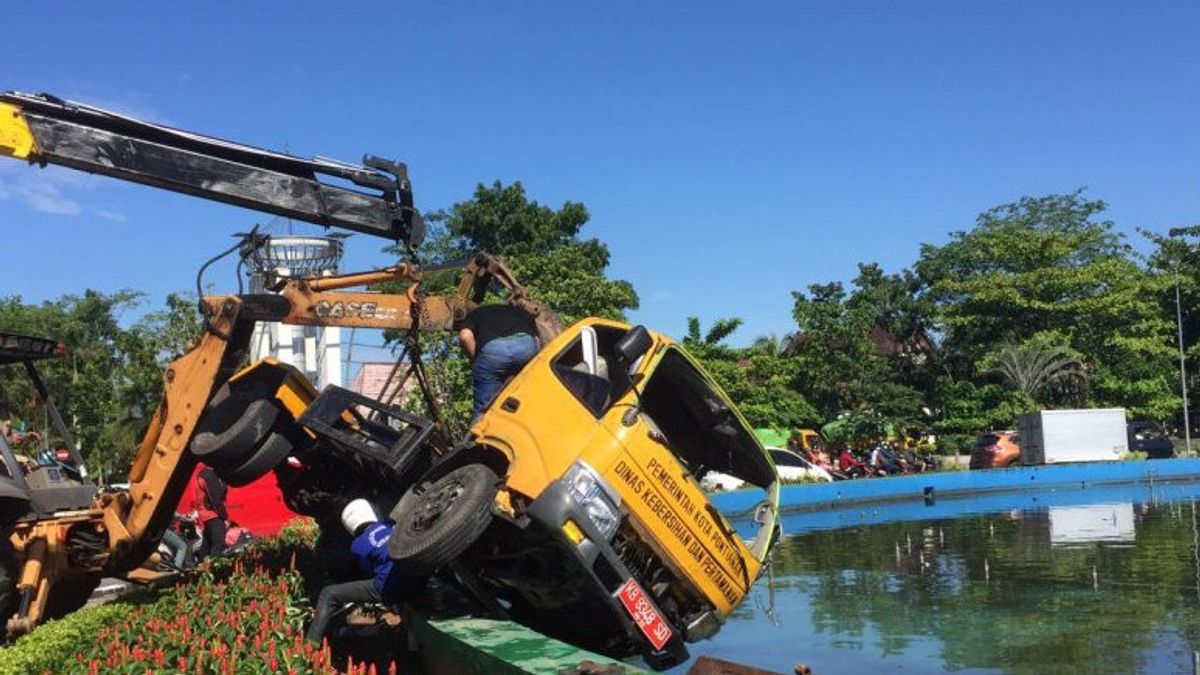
[[705, 499, 1200, 674]]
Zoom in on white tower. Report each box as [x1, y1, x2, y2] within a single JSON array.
[[248, 235, 345, 389]]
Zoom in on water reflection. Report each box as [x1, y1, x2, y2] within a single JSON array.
[[705, 491, 1200, 674], [1046, 504, 1136, 548]]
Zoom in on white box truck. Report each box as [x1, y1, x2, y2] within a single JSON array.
[[1017, 408, 1128, 465]]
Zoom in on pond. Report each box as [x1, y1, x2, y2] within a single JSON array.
[[690, 480, 1200, 674]]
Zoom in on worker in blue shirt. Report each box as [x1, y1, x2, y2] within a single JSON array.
[[305, 499, 424, 645]]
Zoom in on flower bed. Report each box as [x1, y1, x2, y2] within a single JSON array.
[[0, 518, 398, 674]]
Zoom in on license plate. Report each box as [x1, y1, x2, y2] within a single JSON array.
[[615, 578, 672, 651]]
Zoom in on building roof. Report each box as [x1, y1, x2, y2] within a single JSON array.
[[348, 362, 412, 403]]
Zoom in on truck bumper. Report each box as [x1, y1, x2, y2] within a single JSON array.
[[526, 479, 689, 670]]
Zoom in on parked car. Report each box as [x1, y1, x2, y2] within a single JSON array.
[[702, 446, 833, 490], [969, 431, 1020, 469], [1127, 420, 1175, 459], [769, 447, 834, 482]]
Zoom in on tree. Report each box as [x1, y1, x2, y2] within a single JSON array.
[[682, 317, 819, 430], [750, 332, 790, 358], [425, 181, 639, 324], [0, 291, 201, 475], [983, 335, 1084, 405], [917, 191, 1178, 419], [380, 181, 640, 432], [683, 316, 743, 358], [788, 278, 926, 433], [1143, 224, 1200, 426]]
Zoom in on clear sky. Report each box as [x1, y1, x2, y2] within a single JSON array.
[[2, 2, 1198, 352]]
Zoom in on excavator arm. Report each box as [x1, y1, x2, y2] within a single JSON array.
[[244, 251, 559, 335], [0, 91, 425, 246]]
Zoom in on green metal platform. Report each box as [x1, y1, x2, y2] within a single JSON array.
[[407, 612, 644, 675]]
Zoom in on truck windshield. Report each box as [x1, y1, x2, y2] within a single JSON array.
[[640, 349, 774, 489]]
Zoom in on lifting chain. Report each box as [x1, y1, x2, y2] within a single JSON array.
[[372, 247, 457, 449]]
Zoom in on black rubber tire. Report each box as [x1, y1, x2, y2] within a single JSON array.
[[387, 463, 498, 572], [0, 545, 15, 629], [218, 432, 293, 487], [42, 573, 100, 620], [191, 398, 279, 465]]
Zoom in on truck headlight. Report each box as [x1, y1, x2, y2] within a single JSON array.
[[564, 461, 622, 541]]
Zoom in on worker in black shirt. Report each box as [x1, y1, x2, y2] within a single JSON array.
[[457, 304, 539, 419]]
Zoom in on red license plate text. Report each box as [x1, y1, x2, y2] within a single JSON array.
[[616, 578, 672, 651]]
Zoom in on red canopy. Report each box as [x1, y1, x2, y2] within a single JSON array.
[[180, 465, 298, 537]]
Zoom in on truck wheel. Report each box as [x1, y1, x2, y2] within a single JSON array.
[[191, 398, 279, 465], [218, 433, 293, 487], [387, 463, 498, 572]]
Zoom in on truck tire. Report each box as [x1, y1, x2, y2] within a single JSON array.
[[387, 463, 498, 572], [218, 432, 293, 487], [191, 398, 279, 465]]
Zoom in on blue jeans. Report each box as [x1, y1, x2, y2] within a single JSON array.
[[472, 334, 538, 418]]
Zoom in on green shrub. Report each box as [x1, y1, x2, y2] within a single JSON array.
[[0, 602, 140, 675], [0, 517, 354, 675], [935, 434, 975, 456]]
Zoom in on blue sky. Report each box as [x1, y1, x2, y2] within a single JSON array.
[[2, 2, 1198, 354]]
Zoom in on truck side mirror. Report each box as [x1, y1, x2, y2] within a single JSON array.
[[614, 325, 652, 369]]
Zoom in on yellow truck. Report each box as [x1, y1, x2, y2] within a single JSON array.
[[387, 319, 780, 668]]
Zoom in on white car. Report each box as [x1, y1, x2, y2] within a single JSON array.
[[701, 446, 833, 491]]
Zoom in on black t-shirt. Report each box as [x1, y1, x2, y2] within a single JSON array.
[[463, 304, 536, 352]]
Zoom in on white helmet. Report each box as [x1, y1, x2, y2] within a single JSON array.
[[341, 499, 378, 535]]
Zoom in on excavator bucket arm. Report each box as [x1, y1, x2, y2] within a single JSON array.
[[0, 91, 424, 246]]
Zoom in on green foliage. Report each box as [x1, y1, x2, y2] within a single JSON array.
[[981, 333, 1084, 405], [0, 291, 201, 475], [930, 376, 1031, 435], [917, 191, 1177, 419], [789, 278, 927, 434], [0, 602, 138, 675], [0, 518, 357, 675], [1137, 224, 1200, 420], [381, 181, 639, 433], [821, 410, 890, 445], [427, 180, 639, 325], [681, 317, 819, 430], [775, 191, 1187, 440]]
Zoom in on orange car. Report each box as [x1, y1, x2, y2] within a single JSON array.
[[969, 431, 1020, 469]]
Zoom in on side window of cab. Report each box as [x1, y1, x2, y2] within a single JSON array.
[[550, 325, 635, 418]]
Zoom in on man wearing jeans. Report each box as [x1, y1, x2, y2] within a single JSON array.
[[457, 303, 540, 419]]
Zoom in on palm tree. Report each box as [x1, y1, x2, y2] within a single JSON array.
[[987, 341, 1084, 401]]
